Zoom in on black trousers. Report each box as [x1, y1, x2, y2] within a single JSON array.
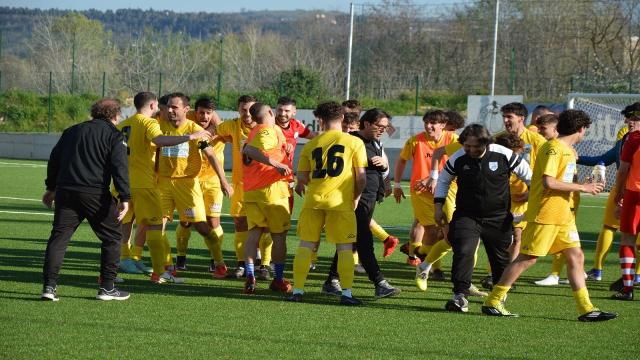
[[42, 189, 123, 289], [448, 213, 513, 296], [328, 197, 384, 285]]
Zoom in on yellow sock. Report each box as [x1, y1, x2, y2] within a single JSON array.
[[484, 284, 510, 307], [370, 222, 390, 242], [259, 233, 273, 267], [293, 246, 312, 291], [132, 245, 143, 261], [353, 250, 359, 265], [572, 287, 595, 315], [175, 224, 191, 257], [234, 231, 247, 261], [162, 233, 173, 267], [426, 239, 451, 264], [635, 236, 640, 274], [310, 250, 318, 263], [120, 240, 132, 260], [212, 226, 224, 264], [593, 227, 614, 270], [417, 244, 432, 256], [550, 253, 565, 276], [146, 230, 165, 275], [203, 229, 218, 261], [337, 249, 355, 289]]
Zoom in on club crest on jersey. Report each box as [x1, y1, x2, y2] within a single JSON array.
[[294, 131, 299, 139], [489, 161, 498, 171]]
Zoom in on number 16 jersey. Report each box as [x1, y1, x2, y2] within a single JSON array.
[[298, 129, 368, 211]]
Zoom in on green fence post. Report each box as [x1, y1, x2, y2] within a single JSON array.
[[216, 36, 223, 107], [415, 75, 420, 116], [510, 48, 515, 95], [48, 71, 53, 133], [102, 72, 106, 98]]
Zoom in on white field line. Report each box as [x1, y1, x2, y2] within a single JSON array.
[[0, 161, 46, 167], [0, 196, 42, 202]]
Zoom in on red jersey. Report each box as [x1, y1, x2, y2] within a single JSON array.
[[278, 118, 311, 180], [622, 131, 640, 191]]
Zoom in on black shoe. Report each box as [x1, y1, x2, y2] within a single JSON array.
[[41, 286, 59, 302], [176, 256, 187, 271], [375, 280, 401, 298], [609, 277, 624, 292], [611, 290, 633, 301], [429, 269, 446, 281], [257, 266, 271, 281], [481, 275, 494, 290], [445, 293, 469, 313], [578, 310, 618, 322], [96, 287, 130, 301], [340, 295, 362, 306], [321, 279, 342, 296], [287, 293, 303, 302]]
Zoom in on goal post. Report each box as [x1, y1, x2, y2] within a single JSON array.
[[567, 93, 640, 188]]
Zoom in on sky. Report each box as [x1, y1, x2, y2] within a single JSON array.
[[0, 0, 466, 13]]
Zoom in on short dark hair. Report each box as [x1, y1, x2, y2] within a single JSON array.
[[343, 112, 359, 127], [167, 92, 190, 107], [423, 110, 448, 124], [444, 110, 465, 130], [360, 108, 391, 130], [314, 101, 344, 123], [532, 105, 552, 117], [458, 124, 493, 146], [158, 94, 171, 107], [621, 102, 640, 118], [495, 132, 524, 150], [249, 102, 268, 123], [277, 96, 296, 106], [195, 97, 216, 111], [91, 99, 121, 121], [342, 99, 362, 113], [133, 92, 157, 111], [501, 102, 528, 118], [237, 95, 257, 107], [557, 109, 591, 136], [536, 113, 558, 126]]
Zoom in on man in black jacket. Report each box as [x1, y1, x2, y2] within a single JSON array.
[[433, 124, 531, 312], [322, 108, 401, 299], [41, 98, 131, 302]]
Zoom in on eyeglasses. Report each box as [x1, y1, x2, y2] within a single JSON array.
[[372, 123, 389, 131]]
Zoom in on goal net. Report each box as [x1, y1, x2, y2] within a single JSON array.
[[568, 93, 640, 189]]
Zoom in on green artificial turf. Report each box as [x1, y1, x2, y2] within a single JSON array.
[[0, 158, 638, 359]]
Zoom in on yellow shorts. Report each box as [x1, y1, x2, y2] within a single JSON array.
[[297, 208, 356, 244], [158, 177, 206, 223], [444, 188, 456, 223], [602, 186, 620, 229], [411, 191, 435, 226], [123, 188, 164, 225], [200, 177, 223, 218], [245, 197, 291, 233], [230, 181, 245, 217], [519, 220, 580, 257]]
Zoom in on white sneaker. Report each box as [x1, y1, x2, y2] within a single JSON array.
[[534, 274, 559, 286], [468, 284, 488, 297], [115, 276, 125, 283], [154, 271, 185, 284], [355, 264, 366, 274]]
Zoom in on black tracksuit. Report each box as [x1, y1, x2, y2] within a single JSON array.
[[43, 118, 130, 290], [434, 144, 531, 296], [328, 132, 387, 285]]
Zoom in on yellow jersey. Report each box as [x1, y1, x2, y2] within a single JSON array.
[[495, 127, 546, 170], [444, 141, 463, 156], [509, 173, 528, 216], [116, 113, 163, 189], [157, 119, 205, 179], [525, 139, 576, 224], [216, 118, 253, 184], [298, 130, 368, 212], [617, 125, 629, 141], [185, 113, 226, 184]]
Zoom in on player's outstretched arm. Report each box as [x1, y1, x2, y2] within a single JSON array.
[[242, 145, 292, 176], [203, 146, 233, 197], [152, 130, 212, 147]]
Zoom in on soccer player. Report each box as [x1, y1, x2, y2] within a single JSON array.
[[342, 111, 360, 132], [174, 97, 228, 278], [610, 105, 640, 300], [117, 92, 214, 283], [482, 109, 617, 322], [322, 108, 401, 299], [434, 124, 532, 312], [288, 101, 367, 305], [216, 95, 257, 278], [499, 102, 546, 173], [527, 105, 554, 133], [394, 110, 456, 270], [156, 92, 232, 283], [241, 103, 293, 294]]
